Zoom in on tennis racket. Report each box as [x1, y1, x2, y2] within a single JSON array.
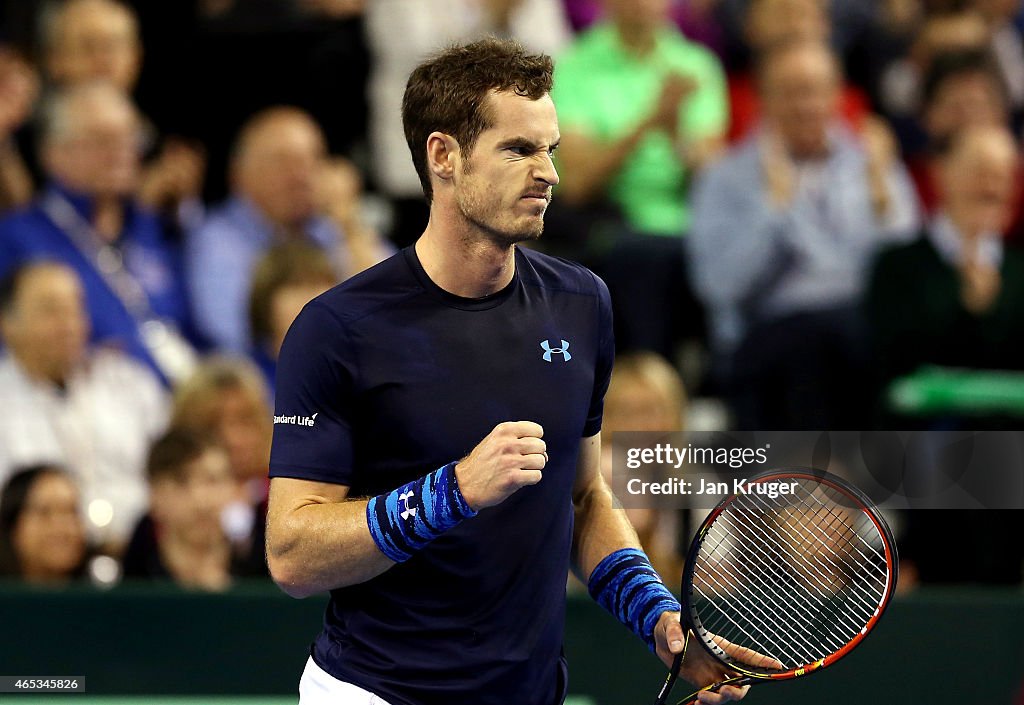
[[653, 468, 898, 705]]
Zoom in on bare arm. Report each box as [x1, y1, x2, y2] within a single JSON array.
[[0, 49, 36, 211], [267, 421, 547, 599], [0, 141, 32, 210], [571, 432, 642, 580], [572, 434, 751, 703], [266, 477, 392, 598], [316, 157, 391, 277], [557, 74, 696, 207], [556, 126, 657, 207]]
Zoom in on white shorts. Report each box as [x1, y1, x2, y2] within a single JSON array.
[[298, 656, 394, 705]]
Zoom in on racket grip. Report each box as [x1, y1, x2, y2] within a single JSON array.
[[674, 678, 748, 705], [652, 652, 684, 705], [674, 685, 712, 705]]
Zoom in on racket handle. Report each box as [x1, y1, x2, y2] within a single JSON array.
[[674, 685, 710, 705], [652, 652, 684, 705], [674, 676, 750, 705]]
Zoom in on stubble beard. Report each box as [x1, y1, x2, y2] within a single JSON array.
[[456, 182, 545, 249]]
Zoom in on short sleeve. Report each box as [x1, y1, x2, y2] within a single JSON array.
[[583, 272, 615, 437], [269, 300, 358, 485]]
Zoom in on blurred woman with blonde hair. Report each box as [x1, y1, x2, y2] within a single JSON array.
[[170, 356, 272, 577], [601, 352, 688, 583]]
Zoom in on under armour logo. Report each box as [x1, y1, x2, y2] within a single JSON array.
[[399, 491, 417, 520], [540, 339, 572, 362]]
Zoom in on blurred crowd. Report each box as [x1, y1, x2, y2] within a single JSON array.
[[0, 0, 1022, 591]]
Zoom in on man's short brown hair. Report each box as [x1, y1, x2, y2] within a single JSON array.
[[402, 37, 554, 203], [248, 242, 336, 347], [146, 428, 219, 484]]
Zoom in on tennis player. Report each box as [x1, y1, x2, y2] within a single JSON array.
[[266, 38, 749, 705]]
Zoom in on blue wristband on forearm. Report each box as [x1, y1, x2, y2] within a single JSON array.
[[587, 547, 681, 652], [366, 462, 477, 563]]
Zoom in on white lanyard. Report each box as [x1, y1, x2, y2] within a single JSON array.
[[41, 190, 154, 319], [39, 190, 197, 383]]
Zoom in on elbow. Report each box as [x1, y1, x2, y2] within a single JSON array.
[[266, 529, 319, 599], [267, 551, 318, 599]]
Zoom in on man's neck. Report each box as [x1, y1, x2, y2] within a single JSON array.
[[12, 351, 70, 389], [787, 139, 832, 163], [615, 21, 657, 57], [943, 206, 999, 245], [92, 197, 124, 244], [414, 207, 517, 299], [241, 196, 307, 239]]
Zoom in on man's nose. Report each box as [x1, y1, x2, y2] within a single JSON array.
[[535, 153, 559, 186]]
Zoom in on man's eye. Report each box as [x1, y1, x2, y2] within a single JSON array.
[[509, 146, 530, 156]]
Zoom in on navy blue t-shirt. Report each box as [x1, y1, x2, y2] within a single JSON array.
[[269, 245, 614, 705]]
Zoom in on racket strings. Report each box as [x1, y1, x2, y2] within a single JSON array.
[[771, 489, 883, 575], [736, 487, 887, 620], [715, 508, 872, 656], [699, 486, 887, 658], [697, 518, 857, 664], [695, 533, 860, 669], [769, 492, 890, 611], [745, 494, 886, 613], [698, 520, 845, 656], [693, 547, 808, 662], [689, 479, 890, 673], [731, 500, 860, 605], [704, 515, 855, 642]]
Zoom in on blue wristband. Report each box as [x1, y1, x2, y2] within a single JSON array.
[[588, 548, 681, 652], [366, 462, 477, 563]]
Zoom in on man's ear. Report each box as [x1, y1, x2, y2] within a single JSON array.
[[426, 132, 460, 185]]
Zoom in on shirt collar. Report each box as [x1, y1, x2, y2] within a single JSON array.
[[5, 351, 83, 398], [226, 195, 337, 249], [45, 181, 140, 235], [929, 212, 1003, 269], [755, 123, 851, 166], [225, 196, 276, 245], [597, 21, 676, 63]]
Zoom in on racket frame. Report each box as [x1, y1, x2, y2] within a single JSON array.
[[654, 467, 899, 705]]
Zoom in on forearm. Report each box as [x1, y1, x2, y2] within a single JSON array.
[[572, 472, 641, 581], [680, 134, 725, 174], [574, 474, 681, 652], [0, 140, 32, 210], [327, 208, 388, 277], [877, 165, 921, 237], [266, 495, 393, 597], [267, 462, 477, 598], [571, 435, 680, 653], [557, 123, 651, 207]]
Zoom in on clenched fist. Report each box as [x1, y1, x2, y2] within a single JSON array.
[[455, 421, 547, 511]]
